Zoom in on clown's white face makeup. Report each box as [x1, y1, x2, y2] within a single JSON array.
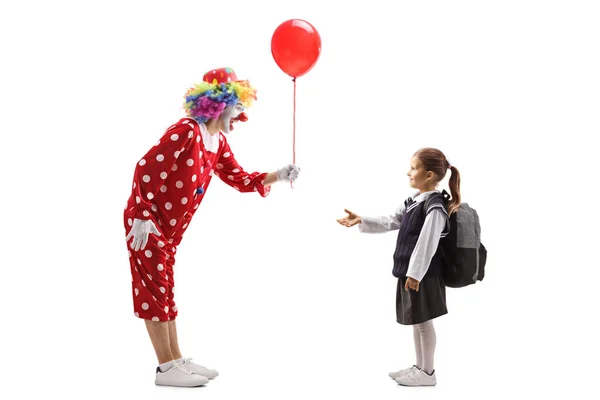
[[220, 103, 244, 134]]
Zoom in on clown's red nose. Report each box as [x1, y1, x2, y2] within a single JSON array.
[[237, 112, 248, 122]]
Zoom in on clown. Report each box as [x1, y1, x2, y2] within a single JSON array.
[[124, 68, 300, 387]]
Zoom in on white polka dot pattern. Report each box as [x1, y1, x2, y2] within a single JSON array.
[[126, 119, 272, 321]]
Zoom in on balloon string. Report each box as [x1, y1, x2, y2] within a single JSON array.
[[291, 77, 296, 189]]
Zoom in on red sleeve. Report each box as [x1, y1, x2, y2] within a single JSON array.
[[213, 134, 270, 197], [130, 120, 197, 220]]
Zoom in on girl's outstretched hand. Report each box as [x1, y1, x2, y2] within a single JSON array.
[[337, 209, 362, 227]]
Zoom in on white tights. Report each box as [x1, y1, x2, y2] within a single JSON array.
[[413, 319, 436, 374]]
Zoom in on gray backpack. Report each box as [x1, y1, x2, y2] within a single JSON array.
[[424, 190, 487, 288]]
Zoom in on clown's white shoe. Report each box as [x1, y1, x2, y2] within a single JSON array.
[[180, 357, 219, 380], [155, 362, 209, 387]]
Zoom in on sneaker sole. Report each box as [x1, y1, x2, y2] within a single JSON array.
[[155, 380, 209, 387], [396, 383, 437, 387], [395, 380, 436, 387]]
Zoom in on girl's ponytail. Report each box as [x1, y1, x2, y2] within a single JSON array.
[[447, 165, 461, 215]]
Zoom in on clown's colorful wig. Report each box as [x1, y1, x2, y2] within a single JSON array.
[[183, 80, 257, 124]]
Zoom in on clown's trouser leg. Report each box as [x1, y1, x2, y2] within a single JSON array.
[[127, 222, 181, 361], [413, 319, 436, 374], [126, 228, 210, 386], [126, 221, 217, 385], [128, 227, 178, 322]]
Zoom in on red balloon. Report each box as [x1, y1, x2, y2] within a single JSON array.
[[271, 19, 321, 78]]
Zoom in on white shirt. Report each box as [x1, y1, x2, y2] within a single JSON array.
[[199, 122, 220, 154], [359, 190, 448, 282]]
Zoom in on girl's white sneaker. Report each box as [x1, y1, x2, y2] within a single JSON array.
[[395, 368, 437, 386], [389, 365, 420, 379]]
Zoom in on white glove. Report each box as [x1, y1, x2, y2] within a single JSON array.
[[126, 218, 160, 251], [276, 164, 300, 182]]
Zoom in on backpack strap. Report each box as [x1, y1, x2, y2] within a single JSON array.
[[423, 190, 450, 214], [423, 190, 451, 237]]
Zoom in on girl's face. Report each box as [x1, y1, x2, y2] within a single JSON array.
[[407, 156, 435, 192]]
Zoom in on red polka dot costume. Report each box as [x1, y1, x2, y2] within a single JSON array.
[[124, 70, 270, 322]]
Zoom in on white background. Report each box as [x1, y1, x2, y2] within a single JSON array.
[[1, 0, 599, 398]]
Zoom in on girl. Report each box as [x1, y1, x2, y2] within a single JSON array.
[[337, 147, 461, 387]]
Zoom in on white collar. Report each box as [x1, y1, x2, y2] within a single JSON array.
[[412, 190, 439, 203], [199, 123, 220, 153]]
